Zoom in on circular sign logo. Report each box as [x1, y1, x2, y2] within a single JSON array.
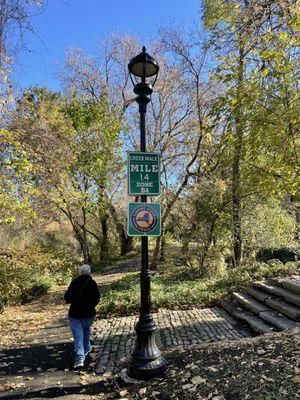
[[131, 205, 158, 233]]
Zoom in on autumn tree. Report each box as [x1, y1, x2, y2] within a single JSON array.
[[11, 87, 122, 264], [154, 23, 233, 267], [202, 0, 299, 266], [58, 36, 141, 256], [0, 0, 45, 232]]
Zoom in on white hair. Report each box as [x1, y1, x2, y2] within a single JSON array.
[[79, 264, 91, 275]]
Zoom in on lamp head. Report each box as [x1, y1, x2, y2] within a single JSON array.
[[128, 46, 159, 86]]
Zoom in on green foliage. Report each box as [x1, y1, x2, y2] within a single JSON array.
[[97, 272, 140, 316], [257, 246, 300, 264], [1, 4, 299, 276], [9, 87, 124, 264], [19, 274, 53, 303], [63, 95, 122, 190], [202, 0, 299, 267], [201, 247, 228, 278], [173, 179, 231, 276], [202, 0, 234, 29], [223, 260, 292, 288], [207, 1, 299, 197], [97, 259, 299, 317], [0, 249, 78, 304], [0, 129, 36, 226], [243, 201, 296, 256]]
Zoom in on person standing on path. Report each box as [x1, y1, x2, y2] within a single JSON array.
[[64, 264, 100, 369]]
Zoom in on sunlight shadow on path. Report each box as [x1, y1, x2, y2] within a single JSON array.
[[92, 307, 252, 374]]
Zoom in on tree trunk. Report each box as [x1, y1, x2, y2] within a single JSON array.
[[74, 223, 92, 264], [159, 231, 166, 262], [120, 233, 134, 256], [232, 40, 245, 268], [181, 239, 189, 254], [151, 236, 162, 269], [61, 207, 92, 264], [108, 202, 133, 256], [82, 208, 92, 264], [200, 216, 218, 270], [232, 141, 243, 267], [83, 246, 92, 264], [99, 216, 109, 261], [295, 207, 300, 241]]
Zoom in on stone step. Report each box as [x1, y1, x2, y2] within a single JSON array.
[[259, 310, 300, 331], [253, 282, 300, 307], [232, 292, 270, 314], [246, 287, 271, 303], [265, 298, 300, 321], [280, 278, 300, 295], [220, 300, 275, 334], [215, 307, 253, 338]]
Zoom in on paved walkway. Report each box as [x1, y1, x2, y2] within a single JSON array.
[[0, 261, 252, 398], [92, 307, 251, 374]]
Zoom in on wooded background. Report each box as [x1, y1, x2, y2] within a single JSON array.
[[0, 0, 299, 304]]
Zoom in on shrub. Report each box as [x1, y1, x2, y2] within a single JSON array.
[[0, 248, 78, 304], [243, 202, 296, 257], [19, 274, 53, 303], [256, 246, 300, 263], [201, 247, 227, 278]]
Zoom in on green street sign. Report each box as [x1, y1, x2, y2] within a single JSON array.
[[127, 203, 161, 237], [127, 151, 160, 196]]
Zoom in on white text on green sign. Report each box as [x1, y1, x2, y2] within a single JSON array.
[[127, 151, 160, 196]]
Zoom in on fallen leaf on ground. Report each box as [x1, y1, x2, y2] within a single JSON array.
[[292, 375, 300, 384], [138, 387, 147, 394], [206, 366, 218, 373], [191, 375, 206, 385], [182, 383, 194, 390]]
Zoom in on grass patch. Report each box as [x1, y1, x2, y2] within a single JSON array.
[[97, 258, 299, 317]]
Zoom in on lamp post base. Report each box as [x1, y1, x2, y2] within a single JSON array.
[[127, 314, 167, 380], [128, 355, 167, 380]]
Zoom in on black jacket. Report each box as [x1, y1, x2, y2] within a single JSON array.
[[64, 274, 100, 319]]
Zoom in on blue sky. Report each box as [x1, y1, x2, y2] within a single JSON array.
[[14, 0, 200, 91]]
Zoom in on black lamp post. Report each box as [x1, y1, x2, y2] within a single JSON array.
[[127, 47, 167, 380]]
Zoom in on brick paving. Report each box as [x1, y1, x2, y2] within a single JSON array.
[[92, 307, 251, 374]]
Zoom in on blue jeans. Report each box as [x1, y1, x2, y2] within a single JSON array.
[[69, 317, 94, 363]]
